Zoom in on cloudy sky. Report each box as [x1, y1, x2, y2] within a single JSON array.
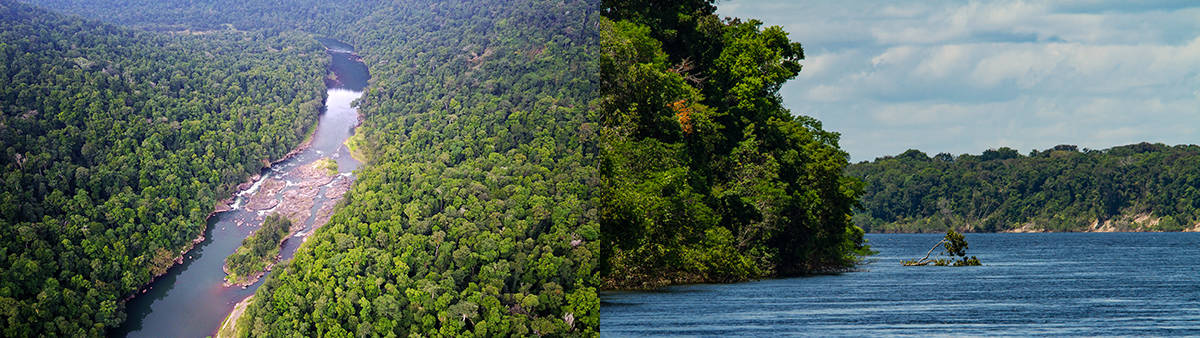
[[717, 0, 1200, 161]]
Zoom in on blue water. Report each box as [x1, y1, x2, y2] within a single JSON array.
[[601, 233, 1200, 336]]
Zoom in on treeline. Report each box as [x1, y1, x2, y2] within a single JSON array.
[[25, 0, 381, 35], [848, 143, 1200, 233], [232, 0, 601, 336], [0, 1, 327, 336], [224, 214, 291, 285], [598, 0, 868, 289]]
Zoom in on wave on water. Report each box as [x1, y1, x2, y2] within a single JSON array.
[[327, 88, 364, 102]]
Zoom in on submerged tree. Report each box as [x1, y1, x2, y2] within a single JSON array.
[[902, 230, 982, 266]]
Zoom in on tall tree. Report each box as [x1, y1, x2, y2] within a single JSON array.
[[599, 0, 868, 289]]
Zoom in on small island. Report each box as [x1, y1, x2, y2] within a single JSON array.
[[224, 214, 293, 286], [317, 157, 339, 175], [903, 230, 982, 266]]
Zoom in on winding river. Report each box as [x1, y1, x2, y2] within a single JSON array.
[[115, 38, 369, 337]]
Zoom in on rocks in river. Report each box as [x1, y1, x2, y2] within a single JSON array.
[[292, 161, 336, 187], [236, 174, 261, 191], [324, 175, 354, 200], [244, 178, 286, 211], [213, 198, 233, 213], [269, 159, 342, 226], [311, 199, 337, 230], [278, 187, 315, 223]]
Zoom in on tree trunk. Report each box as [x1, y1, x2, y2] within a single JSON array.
[[903, 239, 945, 266]]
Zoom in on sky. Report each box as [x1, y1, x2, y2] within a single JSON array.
[[717, 0, 1200, 161]]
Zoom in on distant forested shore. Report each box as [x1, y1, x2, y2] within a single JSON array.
[[849, 143, 1200, 233]]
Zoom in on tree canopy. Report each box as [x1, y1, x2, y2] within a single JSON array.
[[11, 0, 603, 335], [234, 0, 601, 335], [598, 0, 869, 289], [0, 1, 326, 335]]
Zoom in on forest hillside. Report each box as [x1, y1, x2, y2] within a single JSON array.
[[23, 0, 601, 335], [236, 0, 601, 335], [0, 0, 327, 335]]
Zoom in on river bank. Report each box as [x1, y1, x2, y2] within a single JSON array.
[[216, 295, 253, 338]]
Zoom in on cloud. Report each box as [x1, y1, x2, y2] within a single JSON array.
[[718, 0, 1200, 161]]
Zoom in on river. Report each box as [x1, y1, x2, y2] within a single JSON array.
[[114, 38, 369, 337], [602, 232, 1200, 336]]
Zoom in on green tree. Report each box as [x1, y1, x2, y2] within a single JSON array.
[[0, 2, 326, 334], [902, 230, 981, 266], [598, 0, 869, 289]]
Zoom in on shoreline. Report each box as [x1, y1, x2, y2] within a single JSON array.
[[221, 254, 280, 288], [216, 295, 253, 338], [868, 213, 1200, 234]]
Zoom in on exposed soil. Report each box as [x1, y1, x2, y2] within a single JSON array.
[[216, 295, 252, 338]]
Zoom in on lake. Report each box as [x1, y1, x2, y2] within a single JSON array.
[[114, 38, 369, 337], [601, 233, 1200, 336]]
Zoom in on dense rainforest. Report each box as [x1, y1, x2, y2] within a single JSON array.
[[597, 0, 869, 289], [25, 0, 379, 34], [848, 143, 1200, 233], [0, 1, 327, 335], [26, 0, 601, 335], [237, 1, 601, 336]]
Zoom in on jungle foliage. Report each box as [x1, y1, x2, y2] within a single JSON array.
[[236, 1, 601, 336], [598, 0, 869, 289], [0, 1, 327, 336], [11, 0, 602, 335], [224, 214, 292, 285], [849, 143, 1200, 233], [25, 0, 381, 35]]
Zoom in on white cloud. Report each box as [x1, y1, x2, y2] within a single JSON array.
[[718, 0, 1200, 160], [914, 45, 969, 79]]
